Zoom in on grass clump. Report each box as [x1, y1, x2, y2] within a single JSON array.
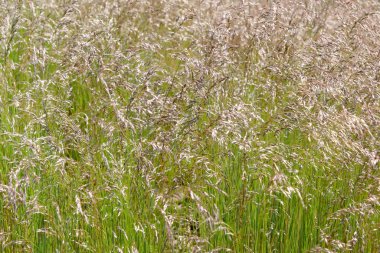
[[0, 0, 379, 252]]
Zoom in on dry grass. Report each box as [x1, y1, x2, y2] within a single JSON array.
[[0, 0, 379, 252]]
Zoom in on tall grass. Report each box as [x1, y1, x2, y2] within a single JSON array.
[[0, 0, 379, 252]]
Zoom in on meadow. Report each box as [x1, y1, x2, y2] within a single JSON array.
[[0, 0, 379, 252]]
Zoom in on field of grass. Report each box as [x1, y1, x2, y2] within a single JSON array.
[[0, 0, 379, 252]]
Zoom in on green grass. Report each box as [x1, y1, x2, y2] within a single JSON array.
[[0, 0, 379, 252]]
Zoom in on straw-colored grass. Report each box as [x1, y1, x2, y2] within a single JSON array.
[[0, 0, 379, 252]]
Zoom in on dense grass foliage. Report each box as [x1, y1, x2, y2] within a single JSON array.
[[0, 0, 379, 252]]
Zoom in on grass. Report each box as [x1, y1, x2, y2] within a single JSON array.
[[0, 0, 379, 252]]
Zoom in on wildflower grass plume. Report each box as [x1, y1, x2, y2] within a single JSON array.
[[0, 0, 379, 252]]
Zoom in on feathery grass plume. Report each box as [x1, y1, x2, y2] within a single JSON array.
[[0, 0, 379, 252]]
